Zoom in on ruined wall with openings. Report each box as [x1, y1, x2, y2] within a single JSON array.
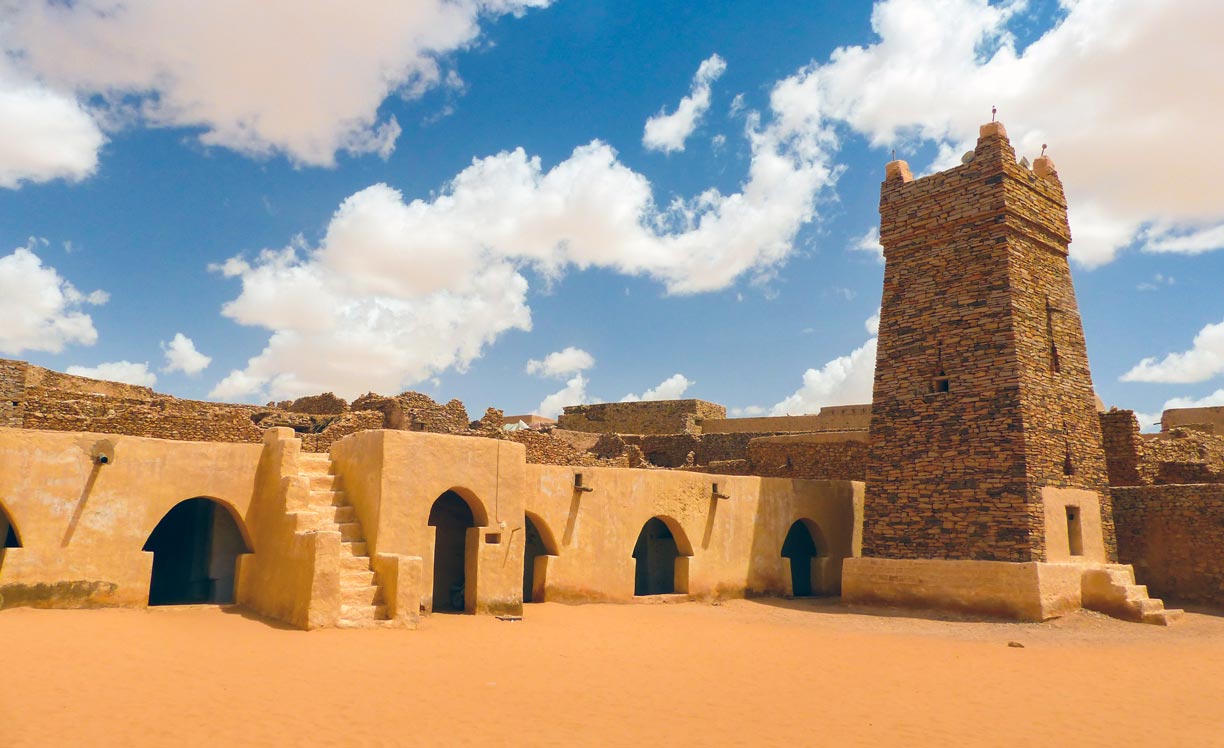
[[557, 400, 726, 435], [1113, 483, 1224, 608], [1099, 409, 1224, 487], [863, 122, 1113, 564], [697, 405, 871, 434], [744, 433, 867, 481]]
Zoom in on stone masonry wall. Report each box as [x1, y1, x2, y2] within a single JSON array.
[[864, 122, 1114, 563], [557, 400, 726, 435], [1100, 410, 1149, 486], [745, 434, 867, 481], [0, 359, 25, 429], [1113, 484, 1224, 608]]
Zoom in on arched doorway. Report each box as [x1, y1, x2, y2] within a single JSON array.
[[0, 503, 19, 571], [781, 520, 820, 597], [633, 517, 687, 596], [523, 513, 558, 603], [143, 498, 251, 606], [429, 491, 476, 613]]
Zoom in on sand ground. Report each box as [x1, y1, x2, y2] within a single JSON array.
[[2, 598, 1224, 747]]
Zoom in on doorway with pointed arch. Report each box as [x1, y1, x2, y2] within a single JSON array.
[[143, 497, 252, 605], [781, 519, 829, 597], [633, 516, 692, 596], [0, 502, 20, 574]]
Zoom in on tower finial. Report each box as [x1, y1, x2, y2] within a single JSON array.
[[891, 148, 896, 161], [1040, 143, 1047, 157], [991, 105, 997, 122]]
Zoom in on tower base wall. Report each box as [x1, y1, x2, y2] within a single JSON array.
[[842, 557, 1088, 621]]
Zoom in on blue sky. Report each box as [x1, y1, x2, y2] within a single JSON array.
[[1, 0, 1221, 429]]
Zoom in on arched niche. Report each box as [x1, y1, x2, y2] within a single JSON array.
[[143, 497, 252, 606]]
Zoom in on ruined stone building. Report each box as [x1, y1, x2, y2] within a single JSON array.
[[1, 121, 1221, 627]]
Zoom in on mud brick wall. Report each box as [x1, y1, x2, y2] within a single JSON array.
[[1162, 406, 1224, 434], [557, 400, 726, 435], [697, 405, 871, 434], [0, 359, 25, 429], [864, 122, 1114, 563], [746, 434, 867, 481], [1113, 484, 1224, 608]]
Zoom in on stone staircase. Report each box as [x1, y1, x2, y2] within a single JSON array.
[[1082, 565, 1183, 626], [298, 453, 390, 627]]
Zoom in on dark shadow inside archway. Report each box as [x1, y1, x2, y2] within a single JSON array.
[[781, 520, 820, 597], [143, 498, 250, 606], [0, 504, 19, 572], [523, 514, 558, 603], [429, 491, 475, 613], [633, 517, 681, 596]]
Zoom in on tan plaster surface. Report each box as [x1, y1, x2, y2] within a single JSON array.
[[4, 600, 1224, 747]]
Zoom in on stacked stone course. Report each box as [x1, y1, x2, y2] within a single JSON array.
[[558, 400, 726, 435], [1113, 484, 1224, 607]]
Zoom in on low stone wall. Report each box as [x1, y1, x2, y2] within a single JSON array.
[[1112, 484, 1224, 608], [1100, 410, 1148, 486], [558, 399, 725, 435], [746, 433, 868, 481], [0, 359, 24, 429]]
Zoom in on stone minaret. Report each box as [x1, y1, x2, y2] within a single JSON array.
[[861, 121, 1115, 566]]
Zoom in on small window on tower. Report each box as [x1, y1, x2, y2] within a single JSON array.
[[1051, 342, 1061, 373], [932, 368, 950, 394], [1063, 444, 1075, 476]]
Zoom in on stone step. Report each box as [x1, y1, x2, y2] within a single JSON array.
[[307, 504, 354, 524], [307, 489, 345, 506], [1142, 608, 1184, 626], [338, 522, 363, 541], [1135, 597, 1165, 614], [342, 540, 367, 557], [309, 474, 341, 491], [341, 570, 375, 586], [1124, 584, 1152, 603], [342, 585, 384, 607], [338, 604, 388, 625], [341, 554, 370, 572]]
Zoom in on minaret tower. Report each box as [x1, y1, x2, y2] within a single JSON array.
[[841, 121, 1157, 621]]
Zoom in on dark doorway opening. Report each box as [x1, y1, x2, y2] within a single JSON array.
[[0, 505, 19, 572], [781, 520, 820, 597], [429, 491, 475, 613], [144, 498, 249, 606], [633, 517, 680, 595], [523, 514, 549, 603]]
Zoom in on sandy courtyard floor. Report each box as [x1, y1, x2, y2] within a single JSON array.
[[3, 598, 1224, 747]]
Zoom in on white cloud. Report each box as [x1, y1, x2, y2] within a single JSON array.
[[161, 333, 212, 375], [643, 54, 727, 153], [212, 87, 838, 400], [0, 60, 105, 188], [851, 226, 884, 262], [536, 373, 589, 419], [526, 346, 595, 379], [771, 318, 878, 415], [4, 0, 551, 167], [728, 405, 766, 418], [621, 373, 693, 402], [1122, 319, 1224, 384], [771, 0, 1224, 267], [0, 244, 108, 355], [1136, 273, 1175, 292], [66, 360, 156, 387]]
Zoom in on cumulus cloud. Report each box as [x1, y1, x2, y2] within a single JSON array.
[[770, 338, 877, 416], [161, 333, 212, 375], [3, 0, 550, 167], [1122, 319, 1224, 384], [536, 373, 590, 419], [0, 243, 108, 355], [212, 85, 838, 400], [772, 0, 1224, 266], [66, 360, 156, 387], [526, 347, 595, 378], [851, 226, 884, 262], [0, 60, 105, 188], [643, 54, 727, 153], [621, 373, 693, 402]]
